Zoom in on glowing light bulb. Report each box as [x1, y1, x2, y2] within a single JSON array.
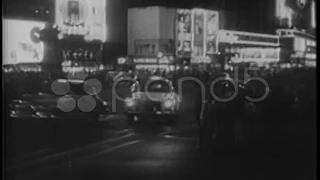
[[58, 33, 64, 39]]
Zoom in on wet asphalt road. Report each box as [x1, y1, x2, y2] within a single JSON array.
[[5, 120, 316, 180]]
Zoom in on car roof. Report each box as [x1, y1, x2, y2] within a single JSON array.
[[149, 76, 171, 82], [57, 79, 84, 84]]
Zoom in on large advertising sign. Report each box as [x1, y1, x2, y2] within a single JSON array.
[[176, 9, 192, 57], [134, 39, 174, 56], [229, 47, 280, 64], [276, 0, 314, 29], [3, 19, 45, 65], [217, 30, 279, 47], [206, 10, 219, 54], [192, 9, 205, 57], [311, 1, 315, 28], [133, 56, 174, 64], [55, 0, 107, 42]]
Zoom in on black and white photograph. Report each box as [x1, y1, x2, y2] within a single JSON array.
[[2, 0, 317, 180]]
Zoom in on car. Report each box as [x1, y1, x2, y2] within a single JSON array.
[[8, 101, 39, 119], [108, 71, 132, 82], [8, 79, 110, 121], [124, 76, 180, 124]]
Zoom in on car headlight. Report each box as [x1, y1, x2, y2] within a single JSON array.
[[125, 98, 135, 107], [164, 100, 174, 108], [36, 112, 44, 116], [102, 101, 108, 106]]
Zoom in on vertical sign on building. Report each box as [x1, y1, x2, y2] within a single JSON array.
[[192, 8, 205, 57], [206, 10, 219, 54], [55, 0, 107, 42], [176, 9, 192, 57], [311, 0, 316, 28]]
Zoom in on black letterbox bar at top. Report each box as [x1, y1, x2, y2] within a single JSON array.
[[236, 34, 278, 44]]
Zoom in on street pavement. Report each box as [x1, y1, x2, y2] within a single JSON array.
[[5, 118, 316, 180], [4, 84, 198, 172], [4, 85, 316, 180]]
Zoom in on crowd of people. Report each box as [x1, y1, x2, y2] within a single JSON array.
[[196, 64, 316, 158], [3, 64, 316, 132]]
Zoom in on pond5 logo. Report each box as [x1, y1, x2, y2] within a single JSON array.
[[51, 74, 102, 112]]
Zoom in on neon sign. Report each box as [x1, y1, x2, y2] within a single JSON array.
[[191, 56, 211, 64], [311, 1, 316, 28], [133, 58, 157, 64], [117, 57, 126, 64], [276, 0, 294, 27], [176, 9, 192, 57], [217, 30, 279, 46], [159, 56, 170, 64], [230, 48, 280, 63], [305, 53, 316, 59], [133, 56, 173, 64], [55, 0, 107, 42]]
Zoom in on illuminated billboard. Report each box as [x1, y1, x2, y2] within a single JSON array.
[[217, 30, 279, 47], [192, 9, 205, 57], [311, 1, 315, 28], [276, 0, 314, 29], [230, 47, 280, 64], [55, 0, 107, 42], [176, 9, 192, 57], [3, 19, 45, 65], [206, 10, 219, 54]]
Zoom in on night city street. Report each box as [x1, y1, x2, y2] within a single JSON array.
[[3, 0, 317, 180], [4, 115, 316, 180]]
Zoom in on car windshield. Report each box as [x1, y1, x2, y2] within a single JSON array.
[[68, 83, 87, 95], [135, 80, 170, 93]]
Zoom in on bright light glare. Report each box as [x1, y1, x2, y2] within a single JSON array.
[[126, 100, 135, 107], [3, 19, 45, 65], [55, 0, 107, 42], [286, 8, 293, 27], [276, 0, 286, 18], [125, 98, 135, 107], [217, 30, 279, 46], [164, 100, 173, 108], [57, 33, 64, 39], [311, 1, 316, 28], [276, 0, 293, 27]]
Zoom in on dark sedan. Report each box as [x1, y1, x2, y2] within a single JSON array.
[[124, 76, 180, 124], [8, 79, 110, 121]]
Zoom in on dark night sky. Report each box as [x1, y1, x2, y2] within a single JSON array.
[[4, 0, 263, 13]]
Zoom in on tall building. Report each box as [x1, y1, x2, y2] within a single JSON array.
[[125, 6, 282, 72]]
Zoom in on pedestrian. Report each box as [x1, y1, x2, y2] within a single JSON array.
[[199, 73, 243, 153]]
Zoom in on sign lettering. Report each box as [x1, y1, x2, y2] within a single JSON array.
[[219, 35, 239, 43], [191, 56, 211, 64], [145, 58, 157, 63], [19, 43, 33, 52], [305, 53, 316, 59], [159, 56, 169, 64], [133, 56, 173, 64], [231, 47, 279, 63]]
